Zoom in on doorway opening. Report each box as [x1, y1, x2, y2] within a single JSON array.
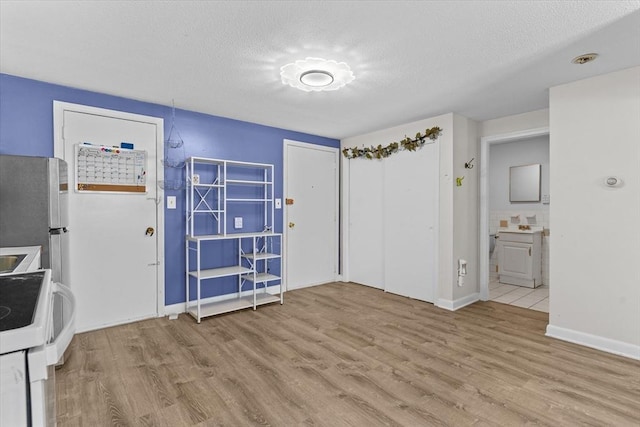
[[480, 128, 549, 312]]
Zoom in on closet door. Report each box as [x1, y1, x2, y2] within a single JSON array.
[[383, 142, 439, 302], [348, 158, 384, 289]]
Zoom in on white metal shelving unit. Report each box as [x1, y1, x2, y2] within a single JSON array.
[[185, 157, 283, 323]]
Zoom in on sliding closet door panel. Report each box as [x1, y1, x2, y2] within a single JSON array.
[[383, 142, 439, 302], [348, 158, 384, 289]]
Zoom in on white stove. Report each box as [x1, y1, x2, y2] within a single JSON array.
[[0, 269, 76, 426]]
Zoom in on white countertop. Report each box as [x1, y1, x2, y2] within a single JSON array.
[[0, 246, 41, 274], [497, 227, 543, 234]]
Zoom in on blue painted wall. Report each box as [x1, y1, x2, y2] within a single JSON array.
[[0, 73, 339, 305]]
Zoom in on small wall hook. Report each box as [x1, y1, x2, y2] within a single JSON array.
[[464, 158, 475, 169], [456, 176, 465, 187]]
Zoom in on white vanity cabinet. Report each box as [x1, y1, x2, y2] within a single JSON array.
[[497, 230, 542, 288]]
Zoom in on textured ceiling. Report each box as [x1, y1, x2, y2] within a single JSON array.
[[1, 1, 639, 139]]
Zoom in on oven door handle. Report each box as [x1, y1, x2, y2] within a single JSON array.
[[45, 282, 76, 365]]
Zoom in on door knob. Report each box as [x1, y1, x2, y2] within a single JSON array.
[[145, 227, 155, 236], [288, 222, 295, 228]]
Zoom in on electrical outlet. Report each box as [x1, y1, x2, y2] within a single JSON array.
[[234, 217, 243, 229], [192, 174, 200, 185], [167, 196, 176, 209]]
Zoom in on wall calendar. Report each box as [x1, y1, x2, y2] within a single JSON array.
[[75, 143, 147, 193]]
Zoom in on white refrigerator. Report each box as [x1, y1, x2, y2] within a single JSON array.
[[0, 155, 71, 337]]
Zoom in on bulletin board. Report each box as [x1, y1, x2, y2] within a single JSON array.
[[75, 143, 147, 193]]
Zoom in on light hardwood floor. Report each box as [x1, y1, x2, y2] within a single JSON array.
[[56, 283, 640, 426]]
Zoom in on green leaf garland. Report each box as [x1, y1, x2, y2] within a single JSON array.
[[342, 126, 443, 159]]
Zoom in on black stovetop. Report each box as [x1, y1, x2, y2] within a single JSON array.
[[0, 271, 45, 331]]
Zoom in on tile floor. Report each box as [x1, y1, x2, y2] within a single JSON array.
[[489, 277, 549, 312]]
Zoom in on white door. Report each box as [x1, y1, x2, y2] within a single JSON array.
[[284, 141, 338, 290], [383, 143, 438, 303], [348, 158, 384, 289], [54, 102, 163, 332]]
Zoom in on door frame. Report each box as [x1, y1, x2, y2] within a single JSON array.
[[479, 127, 549, 301], [52, 101, 165, 317], [283, 139, 340, 291]]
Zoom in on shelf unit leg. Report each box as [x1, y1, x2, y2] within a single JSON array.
[[253, 236, 257, 310], [197, 239, 201, 323], [279, 234, 284, 304]]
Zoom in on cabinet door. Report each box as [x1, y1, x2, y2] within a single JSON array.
[[499, 242, 532, 279]]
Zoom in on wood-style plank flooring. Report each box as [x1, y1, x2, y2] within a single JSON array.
[[56, 283, 640, 426]]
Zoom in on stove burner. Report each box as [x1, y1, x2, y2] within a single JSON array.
[[0, 306, 10, 321]]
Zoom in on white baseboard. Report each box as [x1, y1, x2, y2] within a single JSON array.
[[77, 313, 157, 333], [436, 292, 480, 311], [164, 285, 282, 317], [546, 324, 640, 361]]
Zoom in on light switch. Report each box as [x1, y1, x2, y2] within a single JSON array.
[[234, 217, 243, 229], [167, 196, 176, 209], [275, 198, 282, 209]]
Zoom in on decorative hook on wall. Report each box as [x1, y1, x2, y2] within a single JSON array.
[[464, 158, 475, 169]]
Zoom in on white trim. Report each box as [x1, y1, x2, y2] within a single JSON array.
[[283, 140, 340, 292], [479, 127, 549, 301], [165, 285, 282, 316], [546, 324, 640, 361], [431, 139, 440, 304], [53, 101, 165, 318], [436, 292, 480, 311]]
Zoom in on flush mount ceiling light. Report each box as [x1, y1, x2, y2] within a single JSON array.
[[572, 53, 599, 64], [280, 57, 355, 92]]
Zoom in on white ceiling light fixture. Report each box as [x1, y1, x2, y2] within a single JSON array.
[[280, 57, 355, 92]]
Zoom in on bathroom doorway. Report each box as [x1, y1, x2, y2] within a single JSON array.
[[480, 128, 550, 311]]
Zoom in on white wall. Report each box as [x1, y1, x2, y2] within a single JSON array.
[[547, 66, 640, 359], [480, 109, 549, 137], [452, 114, 479, 302], [489, 136, 550, 212]]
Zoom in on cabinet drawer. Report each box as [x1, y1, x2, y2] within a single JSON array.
[[498, 232, 533, 244]]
